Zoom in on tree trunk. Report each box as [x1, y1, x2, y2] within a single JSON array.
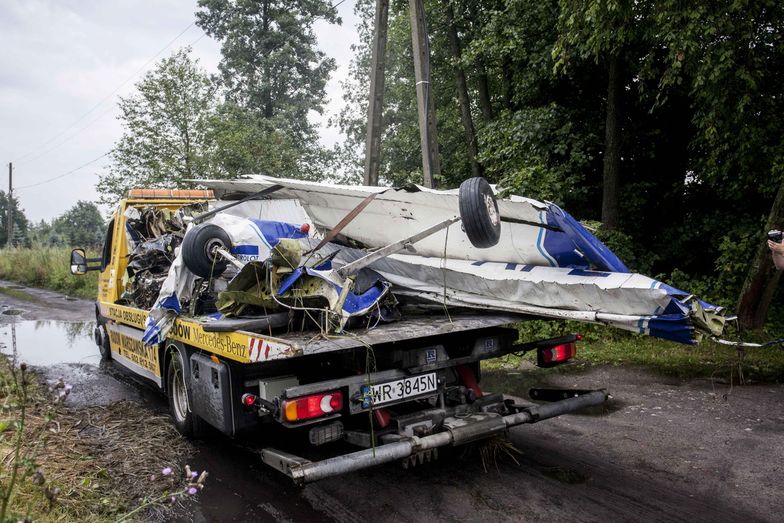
[[601, 54, 622, 230], [444, 1, 481, 178], [475, 58, 494, 122], [502, 57, 515, 111], [262, 0, 273, 119], [183, 126, 191, 181], [363, 0, 389, 186], [409, 0, 440, 188], [736, 181, 784, 330]]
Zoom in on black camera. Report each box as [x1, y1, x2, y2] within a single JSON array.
[[768, 230, 783, 243]]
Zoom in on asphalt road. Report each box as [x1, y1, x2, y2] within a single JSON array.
[[1, 281, 781, 522]]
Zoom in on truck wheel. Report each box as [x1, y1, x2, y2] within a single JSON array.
[[459, 177, 501, 248], [181, 223, 231, 279], [94, 323, 111, 361], [167, 349, 205, 439]]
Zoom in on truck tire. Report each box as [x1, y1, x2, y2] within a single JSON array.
[[167, 348, 205, 439], [94, 323, 111, 361], [459, 177, 501, 248], [181, 223, 231, 279]]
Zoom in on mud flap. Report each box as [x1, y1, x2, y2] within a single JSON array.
[[190, 353, 234, 435]]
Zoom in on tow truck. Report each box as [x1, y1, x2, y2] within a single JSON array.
[[70, 188, 607, 484]]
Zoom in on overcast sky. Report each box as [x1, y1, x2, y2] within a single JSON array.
[[0, 0, 359, 222]]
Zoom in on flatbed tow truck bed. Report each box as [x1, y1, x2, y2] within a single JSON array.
[[101, 300, 523, 365], [263, 312, 526, 355]]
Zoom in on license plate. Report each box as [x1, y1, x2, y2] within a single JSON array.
[[369, 372, 438, 406]]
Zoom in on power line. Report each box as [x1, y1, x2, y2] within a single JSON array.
[[13, 21, 197, 164], [16, 29, 209, 168], [15, 103, 118, 167], [11, 28, 209, 193], [189, 31, 208, 47], [15, 151, 112, 190]]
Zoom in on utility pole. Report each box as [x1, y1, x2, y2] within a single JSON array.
[[6, 162, 12, 248], [363, 0, 389, 187], [409, 0, 440, 188]]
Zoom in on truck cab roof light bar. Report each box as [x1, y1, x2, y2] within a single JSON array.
[[126, 189, 214, 199]]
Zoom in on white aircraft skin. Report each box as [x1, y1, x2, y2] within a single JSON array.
[[184, 176, 726, 344], [198, 175, 560, 265]]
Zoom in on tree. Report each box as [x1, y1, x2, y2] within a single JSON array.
[[338, 0, 784, 328], [339, 0, 488, 188], [0, 191, 29, 248], [554, 0, 639, 230], [196, 0, 338, 138], [648, 0, 784, 329], [97, 48, 220, 203], [27, 220, 56, 247], [54, 201, 105, 247], [443, 0, 482, 178], [461, 0, 605, 214], [195, 0, 342, 181], [209, 100, 336, 181]]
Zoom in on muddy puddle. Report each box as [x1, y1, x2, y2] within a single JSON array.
[[0, 319, 154, 407], [0, 320, 99, 366]]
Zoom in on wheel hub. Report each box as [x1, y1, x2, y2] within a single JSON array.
[[484, 193, 499, 226], [204, 237, 227, 261], [171, 365, 189, 421]]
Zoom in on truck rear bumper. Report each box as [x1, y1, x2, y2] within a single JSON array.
[[261, 389, 607, 484]]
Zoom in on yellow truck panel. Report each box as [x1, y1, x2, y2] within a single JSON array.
[[99, 299, 302, 364]]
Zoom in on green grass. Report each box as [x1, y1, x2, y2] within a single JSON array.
[[0, 357, 195, 522], [0, 246, 98, 299], [0, 286, 42, 303], [578, 336, 784, 380], [485, 321, 784, 383]]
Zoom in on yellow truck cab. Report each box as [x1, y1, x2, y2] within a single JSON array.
[[70, 188, 606, 484], [92, 190, 293, 388], [95, 190, 210, 386]]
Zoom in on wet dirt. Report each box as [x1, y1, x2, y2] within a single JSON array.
[[0, 279, 95, 322], [168, 367, 782, 523], [171, 370, 783, 522], [180, 440, 340, 523], [1, 283, 783, 522], [0, 319, 152, 408]]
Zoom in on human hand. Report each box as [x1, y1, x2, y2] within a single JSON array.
[[768, 239, 784, 255]]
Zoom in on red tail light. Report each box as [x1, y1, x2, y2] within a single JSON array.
[[538, 342, 577, 367], [283, 391, 343, 422]]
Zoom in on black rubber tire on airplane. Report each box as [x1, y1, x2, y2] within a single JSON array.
[[459, 177, 501, 248], [181, 223, 231, 279]]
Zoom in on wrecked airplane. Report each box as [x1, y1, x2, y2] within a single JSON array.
[[139, 175, 727, 346]]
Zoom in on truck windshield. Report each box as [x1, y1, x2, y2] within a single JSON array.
[[100, 218, 114, 271]]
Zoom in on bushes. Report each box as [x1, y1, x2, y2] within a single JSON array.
[[0, 246, 98, 299]]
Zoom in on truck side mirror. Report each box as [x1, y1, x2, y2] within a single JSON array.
[[70, 248, 101, 275]]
